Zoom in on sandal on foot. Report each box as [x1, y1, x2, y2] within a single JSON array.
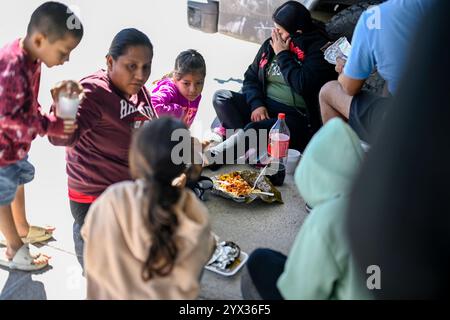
[[0, 226, 54, 246], [22, 226, 54, 244], [0, 244, 49, 271]]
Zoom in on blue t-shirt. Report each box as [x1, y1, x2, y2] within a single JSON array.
[[344, 0, 435, 94]]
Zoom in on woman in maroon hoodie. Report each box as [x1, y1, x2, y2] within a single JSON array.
[[49, 28, 156, 267]]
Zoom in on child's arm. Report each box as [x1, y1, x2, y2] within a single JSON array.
[[48, 82, 101, 147], [0, 73, 65, 165], [151, 84, 185, 119], [37, 107, 73, 137]]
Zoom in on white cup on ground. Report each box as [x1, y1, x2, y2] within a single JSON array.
[[286, 149, 302, 175]]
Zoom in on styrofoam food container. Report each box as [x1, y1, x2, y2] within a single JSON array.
[[205, 251, 249, 277]]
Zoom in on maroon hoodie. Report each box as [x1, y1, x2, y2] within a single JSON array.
[[49, 70, 156, 197]]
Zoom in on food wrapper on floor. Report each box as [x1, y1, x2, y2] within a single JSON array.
[[211, 170, 283, 204], [207, 241, 240, 270], [205, 241, 249, 277]]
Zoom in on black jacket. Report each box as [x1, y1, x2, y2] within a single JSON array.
[[242, 29, 336, 131]]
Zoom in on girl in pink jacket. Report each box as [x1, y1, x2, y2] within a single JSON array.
[[151, 50, 206, 128]]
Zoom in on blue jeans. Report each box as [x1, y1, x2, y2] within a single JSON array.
[[0, 157, 35, 206], [69, 201, 91, 270]]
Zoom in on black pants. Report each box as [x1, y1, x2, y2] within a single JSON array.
[[241, 248, 286, 300], [69, 200, 92, 269], [213, 90, 314, 151], [349, 91, 391, 144]]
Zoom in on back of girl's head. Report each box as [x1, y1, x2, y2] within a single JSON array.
[[131, 117, 187, 182], [108, 28, 153, 60], [130, 117, 189, 280], [173, 49, 206, 80]]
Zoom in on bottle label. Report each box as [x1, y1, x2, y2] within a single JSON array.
[[268, 139, 289, 158]]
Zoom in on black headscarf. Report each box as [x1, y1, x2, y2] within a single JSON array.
[[272, 1, 313, 34], [347, 0, 450, 299]]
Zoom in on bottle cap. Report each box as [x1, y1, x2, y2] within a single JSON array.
[[278, 113, 286, 120]]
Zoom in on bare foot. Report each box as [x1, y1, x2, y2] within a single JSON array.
[[32, 254, 50, 265], [5, 246, 16, 261], [5, 246, 51, 265], [16, 223, 30, 238], [42, 226, 56, 233]]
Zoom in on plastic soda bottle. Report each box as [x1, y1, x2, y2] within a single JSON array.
[[267, 113, 290, 186], [268, 113, 290, 161]]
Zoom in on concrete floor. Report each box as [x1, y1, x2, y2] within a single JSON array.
[[199, 165, 307, 300], [0, 165, 307, 300]]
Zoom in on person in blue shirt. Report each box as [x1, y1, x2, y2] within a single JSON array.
[[348, 0, 450, 298], [319, 0, 435, 143]]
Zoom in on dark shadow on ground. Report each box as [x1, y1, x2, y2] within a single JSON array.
[[0, 266, 52, 300], [29, 237, 56, 249], [214, 77, 243, 84]]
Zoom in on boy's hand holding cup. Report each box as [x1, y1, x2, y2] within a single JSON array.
[[51, 80, 84, 134]]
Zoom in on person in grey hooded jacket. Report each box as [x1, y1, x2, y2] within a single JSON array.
[[242, 118, 372, 300]]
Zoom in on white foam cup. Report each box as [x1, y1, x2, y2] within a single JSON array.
[[56, 94, 80, 120], [286, 149, 302, 175]]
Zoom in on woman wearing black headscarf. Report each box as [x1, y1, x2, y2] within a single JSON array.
[[212, 1, 336, 152], [347, 0, 450, 299]]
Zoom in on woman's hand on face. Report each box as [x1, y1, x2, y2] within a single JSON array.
[[51, 80, 85, 103], [270, 29, 290, 55], [251, 106, 270, 122]]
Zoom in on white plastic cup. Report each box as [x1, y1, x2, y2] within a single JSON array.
[[56, 92, 80, 120], [286, 149, 302, 175]]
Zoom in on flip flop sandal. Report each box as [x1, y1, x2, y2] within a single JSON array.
[[0, 244, 48, 271], [0, 226, 54, 246], [23, 226, 54, 244]]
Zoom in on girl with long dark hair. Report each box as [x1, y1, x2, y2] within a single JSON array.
[[82, 117, 215, 299]]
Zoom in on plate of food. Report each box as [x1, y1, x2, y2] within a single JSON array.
[[211, 170, 283, 203], [205, 241, 248, 277]]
